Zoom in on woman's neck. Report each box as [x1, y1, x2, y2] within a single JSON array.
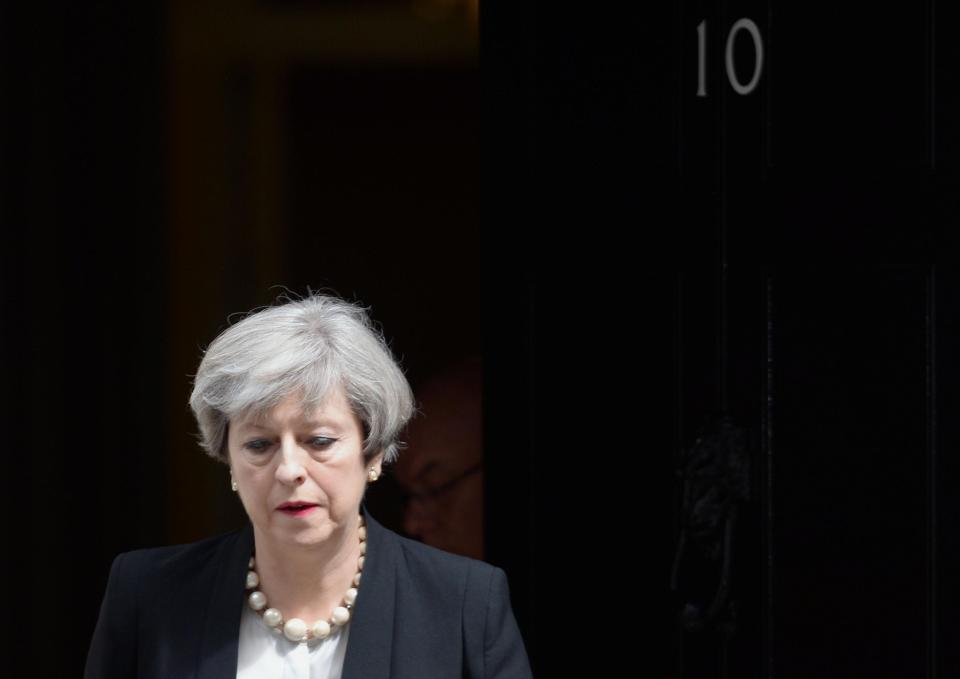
[[250, 516, 362, 622]]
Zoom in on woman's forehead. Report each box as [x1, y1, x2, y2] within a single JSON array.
[[235, 387, 355, 430]]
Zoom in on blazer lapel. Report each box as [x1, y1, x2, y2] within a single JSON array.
[[197, 519, 253, 679], [341, 503, 397, 679], [195, 504, 396, 679]]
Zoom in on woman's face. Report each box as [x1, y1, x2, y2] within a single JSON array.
[[227, 386, 382, 550]]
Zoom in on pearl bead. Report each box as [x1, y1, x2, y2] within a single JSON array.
[[283, 618, 307, 642], [358, 556, 365, 570], [249, 557, 255, 568], [263, 608, 283, 628], [353, 572, 362, 586], [359, 526, 366, 540], [344, 588, 358, 605], [332, 606, 350, 625], [245, 571, 259, 589], [248, 591, 267, 611], [360, 541, 367, 555], [312, 620, 331, 639]]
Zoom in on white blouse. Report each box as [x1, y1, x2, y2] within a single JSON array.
[[236, 604, 351, 679]]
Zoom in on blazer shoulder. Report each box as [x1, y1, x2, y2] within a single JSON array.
[[393, 530, 491, 575], [390, 530, 504, 601], [116, 525, 244, 586]]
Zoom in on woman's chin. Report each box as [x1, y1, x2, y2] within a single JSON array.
[[277, 522, 335, 546]]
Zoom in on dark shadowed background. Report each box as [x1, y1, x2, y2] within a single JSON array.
[[4, 2, 960, 678]]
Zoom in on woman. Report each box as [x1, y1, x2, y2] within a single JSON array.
[[84, 293, 534, 678]]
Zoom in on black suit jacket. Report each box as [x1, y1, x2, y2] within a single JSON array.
[[84, 503, 534, 678]]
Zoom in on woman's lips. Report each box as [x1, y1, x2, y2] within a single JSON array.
[[277, 506, 318, 517]]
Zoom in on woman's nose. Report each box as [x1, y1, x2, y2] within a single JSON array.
[[276, 437, 307, 483]]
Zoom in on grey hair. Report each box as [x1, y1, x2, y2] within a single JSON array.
[[188, 292, 416, 467]]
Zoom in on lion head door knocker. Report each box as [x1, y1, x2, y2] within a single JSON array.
[[670, 414, 751, 638]]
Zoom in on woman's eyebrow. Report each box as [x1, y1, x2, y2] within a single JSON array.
[[304, 420, 348, 433], [239, 420, 345, 431]]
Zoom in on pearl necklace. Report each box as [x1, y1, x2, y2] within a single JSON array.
[[244, 514, 366, 644]]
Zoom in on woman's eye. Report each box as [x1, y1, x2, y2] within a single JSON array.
[[241, 438, 335, 453], [244, 440, 271, 453]]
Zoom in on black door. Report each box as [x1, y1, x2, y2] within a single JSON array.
[[485, 2, 960, 677]]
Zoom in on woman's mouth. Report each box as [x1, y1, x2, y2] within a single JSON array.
[[277, 505, 318, 517]]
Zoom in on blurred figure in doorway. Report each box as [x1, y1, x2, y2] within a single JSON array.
[[392, 355, 484, 560]]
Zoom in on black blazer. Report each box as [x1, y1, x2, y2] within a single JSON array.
[[84, 503, 534, 678]]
